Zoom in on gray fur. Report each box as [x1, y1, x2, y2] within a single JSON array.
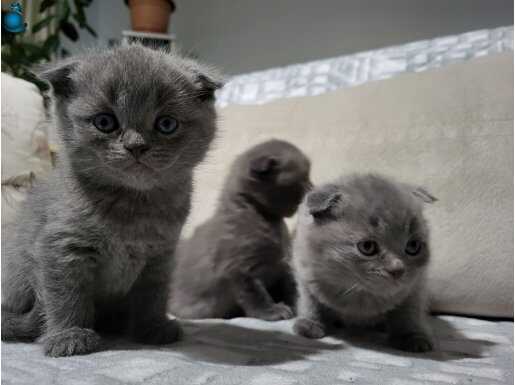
[[1, 45, 221, 357], [169, 140, 311, 320], [292, 174, 435, 352]]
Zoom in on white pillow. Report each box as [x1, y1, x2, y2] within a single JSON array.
[[1, 73, 52, 225]]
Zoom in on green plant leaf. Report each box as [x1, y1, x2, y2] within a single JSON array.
[[60, 21, 79, 41], [73, 0, 86, 26], [72, 12, 85, 27], [84, 23, 97, 37], [31, 15, 55, 34], [57, 0, 71, 21], [40, 0, 57, 12], [43, 35, 60, 53]]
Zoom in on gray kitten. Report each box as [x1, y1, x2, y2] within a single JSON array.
[[292, 174, 436, 352], [170, 140, 311, 320], [1, 45, 222, 357]]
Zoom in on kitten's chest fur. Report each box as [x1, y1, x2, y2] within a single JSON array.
[[250, 220, 291, 284], [81, 185, 190, 298]]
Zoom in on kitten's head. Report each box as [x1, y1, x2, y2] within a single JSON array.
[[229, 139, 312, 218], [302, 174, 436, 294], [38, 45, 223, 190]]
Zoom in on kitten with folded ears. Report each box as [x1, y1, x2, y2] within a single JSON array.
[[1, 45, 222, 357], [170, 139, 312, 320], [292, 173, 436, 352]]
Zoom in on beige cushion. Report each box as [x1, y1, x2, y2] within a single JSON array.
[[188, 53, 513, 318], [1, 73, 52, 226]]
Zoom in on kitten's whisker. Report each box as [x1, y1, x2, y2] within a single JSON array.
[[338, 283, 357, 297]]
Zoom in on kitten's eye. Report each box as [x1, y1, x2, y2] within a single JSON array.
[[405, 240, 422, 256], [357, 240, 379, 256], [92, 113, 118, 133], [155, 116, 178, 135]]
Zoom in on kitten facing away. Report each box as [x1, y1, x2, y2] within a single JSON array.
[[1, 45, 222, 357], [169, 139, 312, 320], [292, 174, 437, 352]]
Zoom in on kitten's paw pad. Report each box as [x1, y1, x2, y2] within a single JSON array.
[[134, 318, 181, 345], [258, 303, 294, 321], [390, 333, 433, 353], [293, 318, 326, 339], [42, 327, 101, 357]]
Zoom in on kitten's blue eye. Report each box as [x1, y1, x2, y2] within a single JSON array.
[[405, 240, 422, 256], [357, 240, 379, 256], [155, 116, 178, 135], [93, 113, 118, 133]]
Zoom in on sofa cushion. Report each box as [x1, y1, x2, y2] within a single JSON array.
[[1, 73, 52, 226], [188, 53, 513, 318]]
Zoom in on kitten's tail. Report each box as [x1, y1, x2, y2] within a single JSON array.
[[1, 302, 44, 342]]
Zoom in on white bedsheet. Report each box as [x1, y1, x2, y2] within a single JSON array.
[[1, 315, 513, 385]]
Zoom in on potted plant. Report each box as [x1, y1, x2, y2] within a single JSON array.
[[1, 0, 97, 91], [125, 0, 176, 34]]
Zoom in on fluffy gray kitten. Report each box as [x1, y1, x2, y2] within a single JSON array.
[[1, 45, 222, 357], [292, 174, 436, 352], [170, 139, 311, 320]]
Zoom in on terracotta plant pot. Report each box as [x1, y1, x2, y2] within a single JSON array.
[[128, 0, 176, 33]]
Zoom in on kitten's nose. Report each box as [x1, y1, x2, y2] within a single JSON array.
[[123, 131, 149, 159], [126, 144, 149, 159], [385, 258, 405, 279]]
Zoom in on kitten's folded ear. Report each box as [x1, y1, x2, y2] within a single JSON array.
[[306, 185, 343, 221], [250, 156, 278, 177], [35, 60, 79, 98], [411, 186, 438, 204], [179, 58, 224, 102], [194, 72, 224, 101]]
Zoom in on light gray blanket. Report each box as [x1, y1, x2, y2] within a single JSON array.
[[2, 315, 513, 384]]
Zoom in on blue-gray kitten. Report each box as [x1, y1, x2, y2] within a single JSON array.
[[170, 140, 311, 320], [292, 174, 436, 352], [1, 45, 222, 357]]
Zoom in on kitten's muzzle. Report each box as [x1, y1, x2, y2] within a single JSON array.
[[384, 256, 406, 279], [125, 143, 150, 159], [123, 130, 150, 160]]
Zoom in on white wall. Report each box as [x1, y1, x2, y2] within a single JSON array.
[[67, 0, 513, 75]]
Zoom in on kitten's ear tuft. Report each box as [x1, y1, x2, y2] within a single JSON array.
[[250, 155, 279, 177], [179, 57, 224, 102], [36, 61, 79, 98], [194, 73, 224, 101], [307, 186, 343, 221], [412, 187, 437, 204]]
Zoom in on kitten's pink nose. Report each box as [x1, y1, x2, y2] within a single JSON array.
[[385, 258, 405, 279], [123, 130, 149, 159], [125, 143, 149, 159]]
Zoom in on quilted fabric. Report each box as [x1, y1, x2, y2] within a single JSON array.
[[217, 26, 513, 107], [1, 316, 513, 385]]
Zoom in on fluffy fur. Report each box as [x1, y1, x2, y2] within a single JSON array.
[[169, 139, 311, 320], [292, 174, 436, 352], [1, 45, 222, 357]]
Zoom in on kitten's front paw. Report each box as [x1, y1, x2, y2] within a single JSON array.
[[254, 303, 294, 321], [390, 333, 433, 353], [133, 318, 181, 345], [293, 318, 326, 339], [42, 327, 101, 357]]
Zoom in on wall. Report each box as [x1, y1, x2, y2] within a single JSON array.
[[68, 0, 513, 75]]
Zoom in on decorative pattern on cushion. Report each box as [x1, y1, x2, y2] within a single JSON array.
[[217, 26, 513, 107]]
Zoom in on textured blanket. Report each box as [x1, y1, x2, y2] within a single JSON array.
[[1, 315, 513, 385]]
